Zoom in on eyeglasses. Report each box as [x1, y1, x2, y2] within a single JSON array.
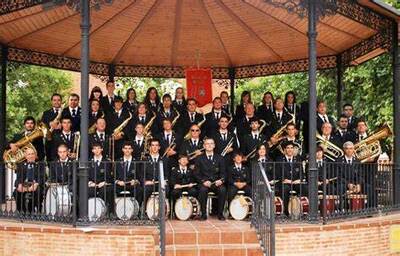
[[191, 129, 200, 132]]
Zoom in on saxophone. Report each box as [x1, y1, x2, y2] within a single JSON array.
[[88, 112, 105, 134], [143, 111, 156, 137], [141, 112, 157, 160], [49, 104, 64, 133], [112, 112, 133, 138], [184, 114, 205, 140], [171, 109, 180, 128]]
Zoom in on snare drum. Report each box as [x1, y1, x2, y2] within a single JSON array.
[[347, 194, 367, 211], [146, 192, 170, 220], [274, 197, 284, 215], [288, 196, 309, 219], [318, 195, 339, 215], [175, 196, 201, 221], [44, 185, 71, 216], [115, 197, 140, 221], [229, 195, 253, 220], [88, 197, 106, 221]]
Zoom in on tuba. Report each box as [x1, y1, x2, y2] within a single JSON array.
[[316, 133, 344, 161], [354, 124, 392, 163], [3, 123, 47, 169]]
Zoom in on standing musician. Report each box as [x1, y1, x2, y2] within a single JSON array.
[[212, 116, 238, 165], [89, 86, 103, 102], [204, 97, 229, 138], [235, 91, 251, 122], [61, 93, 81, 133], [316, 100, 335, 134], [157, 118, 181, 167], [100, 80, 116, 115], [180, 98, 204, 138], [88, 143, 114, 214], [272, 122, 302, 160], [14, 148, 45, 213], [51, 117, 77, 161], [333, 115, 356, 148], [267, 98, 292, 140], [319, 122, 342, 148], [220, 91, 231, 116], [48, 144, 73, 186], [89, 117, 109, 159], [172, 87, 187, 115], [128, 123, 146, 160], [123, 88, 139, 114], [115, 142, 143, 206], [170, 154, 198, 202], [257, 91, 274, 123], [349, 119, 369, 144], [242, 117, 266, 162], [133, 103, 157, 136], [41, 93, 63, 130], [256, 144, 275, 184], [156, 94, 180, 135], [343, 104, 359, 131], [195, 138, 226, 221], [89, 99, 104, 130], [143, 139, 170, 207], [227, 151, 251, 204], [236, 102, 257, 145], [284, 91, 301, 129], [179, 124, 204, 168], [144, 87, 161, 113], [8, 116, 45, 161], [276, 141, 307, 216]]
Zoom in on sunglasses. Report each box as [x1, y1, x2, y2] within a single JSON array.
[[191, 129, 200, 132]]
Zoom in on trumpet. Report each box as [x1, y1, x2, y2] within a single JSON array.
[[316, 133, 344, 161], [221, 137, 234, 157], [184, 115, 205, 140], [188, 148, 205, 160], [171, 109, 180, 128], [69, 131, 80, 160], [162, 137, 176, 158]]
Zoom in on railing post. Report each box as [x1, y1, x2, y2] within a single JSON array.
[[0, 45, 8, 204], [392, 21, 400, 205], [159, 161, 166, 256]]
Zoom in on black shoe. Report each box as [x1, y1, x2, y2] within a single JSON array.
[[200, 215, 207, 221], [218, 215, 226, 221]]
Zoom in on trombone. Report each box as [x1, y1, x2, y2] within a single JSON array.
[[221, 137, 234, 157]]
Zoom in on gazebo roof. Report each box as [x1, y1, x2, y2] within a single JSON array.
[[0, 0, 398, 78]]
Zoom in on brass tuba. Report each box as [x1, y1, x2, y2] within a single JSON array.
[[354, 124, 392, 163], [316, 133, 344, 161], [3, 123, 47, 169]]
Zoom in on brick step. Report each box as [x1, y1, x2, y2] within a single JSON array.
[[165, 243, 264, 256]]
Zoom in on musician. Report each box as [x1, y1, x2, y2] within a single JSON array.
[[61, 93, 81, 133], [41, 93, 63, 130], [48, 144, 73, 186], [170, 154, 198, 201], [256, 144, 275, 183], [8, 116, 45, 161], [268, 98, 292, 140], [100, 80, 116, 115], [316, 146, 336, 194], [316, 100, 335, 134], [236, 102, 257, 145], [195, 138, 226, 220], [143, 139, 169, 206], [172, 87, 187, 115], [284, 91, 301, 129], [227, 151, 251, 204], [203, 97, 229, 138], [272, 123, 302, 160], [89, 117, 109, 159], [144, 87, 161, 113], [220, 91, 231, 116], [180, 98, 204, 138], [156, 94, 179, 135], [14, 148, 45, 213], [256, 91, 274, 123], [123, 88, 139, 114], [235, 91, 251, 122], [212, 116, 238, 164], [89, 86, 103, 102], [179, 124, 204, 168], [129, 123, 146, 160], [333, 115, 356, 148], [319, 122, 342, 148], [115, 142, 143, 206], [88, 143, 114, 214], [133, 103, 157, 136], [51, 117, 76, 160], [277, 141, 307, 216], [242, 117, 266, 161], [106, 96, 131, 160], [89, 99, 104, 129], [349, 119, 369, 144], [343, 104, 359, 131], [157, 118, 181, 165]]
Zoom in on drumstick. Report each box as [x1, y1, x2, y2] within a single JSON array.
[[179, 183, 197, 188]]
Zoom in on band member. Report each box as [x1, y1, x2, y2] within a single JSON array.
[[88, 143, 114, 213], [61, 93, 81, 132], [143, 139, 169, 206], [316, 100, 335, 134], [123, 88, 139, 114], [129, 123, 146, 160], [8, 116, 45, 161], [156, 94, 179, 135], [89, 117, 109, 158], [157, 118, 181, 166], [284, 91, 301, 129], [316, 146, 336, 193], [213, 116, 238, 164], [256, 144, 274, 183], [180, 98, 204, 137], [242, 117, 266, 161], [257, 91, 274, 122], [89, 99, 104, 129], [203, 97, 229, 138], [267, 98, 292, 140], [195, 138, 226, 220], [170, 154, 198, 201], [115, 142, 143, 206], [100, 80, 116, 115], [277, 141, 307, 216], [133, 103, 157, 136], [227, 151, 251, 204], [172, 87, 187, 115], [106, 96, 131, 160], [343, 103, 358, 131], [14, 148, 45, 213], [235, 91, 251, 122], [349, 119, 369, 144], [179, 124, 204, 167], [319, 122, 341, 148], [89, 86, 103, 102], [272, 122, 302, 160], [41, 93, 63, 130], [236, 102, 257, 145], [144, 87, 161, 113], [49, 144, 73, 185], [51, 117, 77, 161], [220, 91, 231, 116], [333, 115, 356, 148]]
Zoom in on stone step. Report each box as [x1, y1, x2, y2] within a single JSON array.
[[165, 243, 264, 256]]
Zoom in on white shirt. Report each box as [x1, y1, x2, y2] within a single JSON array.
[[318, 113, 329, 122], [150, 154, 160, 162], [251, 131, 260, 139], [69, 107, 79, 116], [234, 164, 242, 169], [94, 156, 103, 163], [345, 156, 353, 163]]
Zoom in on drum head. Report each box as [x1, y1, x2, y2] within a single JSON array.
[[45, 187, 58, 216], [229, 197, 249, 221], [288, 196, 301, 218], [115, 197, 139, 221], [88, 198, 106, 222], [174, 197, 194, 221], [146, 196, 170, 220]]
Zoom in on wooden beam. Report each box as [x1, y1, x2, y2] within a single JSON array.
[[170, 0, 183, 67]]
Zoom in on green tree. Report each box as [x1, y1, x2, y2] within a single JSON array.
[[6, 64, 73, 140]]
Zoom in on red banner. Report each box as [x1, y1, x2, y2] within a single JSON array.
[[185, 68, 212, 107]]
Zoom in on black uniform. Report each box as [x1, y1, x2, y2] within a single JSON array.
[[195, 153, 227, 218], [179, 138, 204, 167], [142, 156, 170, 205], [242, 133, 266, 159], [180, 111, 204, 138], [115, 157, 143, 206], [156, 108, 180, 135], [347, 116, 359, 131], [267, 111, 292, 140], [100, 95, 115, 115], [89, 132, 110, 159], [170, 166, 198, 200], [41, 108, 60, 128], [236, 116, 256, 145], [212, 130, 238, 165], [106, 109, 131, 160], [61, 107, 81, 132], [88, 158, 114, 213], [227, 164, 252, 203], [156, 131, 182, 161], [332, 129, 356, 148], [48, 159, 73, 186], [256, 104, 273, 124], [8, 131, 45, 161], [172, 99, 187, 115], [203, 110, 229, 138], [317, 114, 336, 134], [132, 112, 157, 137], [89, 111, 104, 129], [51, 131, 77, 161], [129, 136, 146, 160], [123, 100, 139, 115]]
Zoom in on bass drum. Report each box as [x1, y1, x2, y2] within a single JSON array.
[[288, 196, 309, 219], [88, 197, 106, 222], [146, 193, 170, 220], [229, 195, 253, 221], [174, 196, 201, 221], [115, 197, 140, 221], [44, 185, 71, 217]]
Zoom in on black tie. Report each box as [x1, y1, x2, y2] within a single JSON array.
[[153, 158, 157, 163], [55, 109, 59, 115], [254, 134, 258, 140], [215, 112, 219, 120], [208, 155, 212, 161], [277, 113, 281, 121], [166, 134, 170, 144], [99, 133, 104, 141], [193, 140, 197, 147], [222, 133, 226, 141], [72, 109, 76, 117], [28, 163, 33, 169], [137, 140, 141, 146], [66, 134, 70, 141], [323, 116, 328, 123], [141, 117, 145, 123], [190, 113, 195, 122]]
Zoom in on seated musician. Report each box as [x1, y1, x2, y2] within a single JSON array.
[[115, 142, 143, 206], [48, 144, 73, 187], [143, 138, 170, 208], [179, 124, 204, 168], [88, 143, 114, 214], [276, 141, 307, 216], [227, 151, 251, 204], [14, 148, 45, 213], [51, 117, 77, 161], [8, 116, 45, 161], [316, 146, 336, 194], [170, 154, 198, 203], [212, 116, 238, 165], [89, 117, 109, 159], [242, 117, 266, 162], [195, 138, 226, 221]]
